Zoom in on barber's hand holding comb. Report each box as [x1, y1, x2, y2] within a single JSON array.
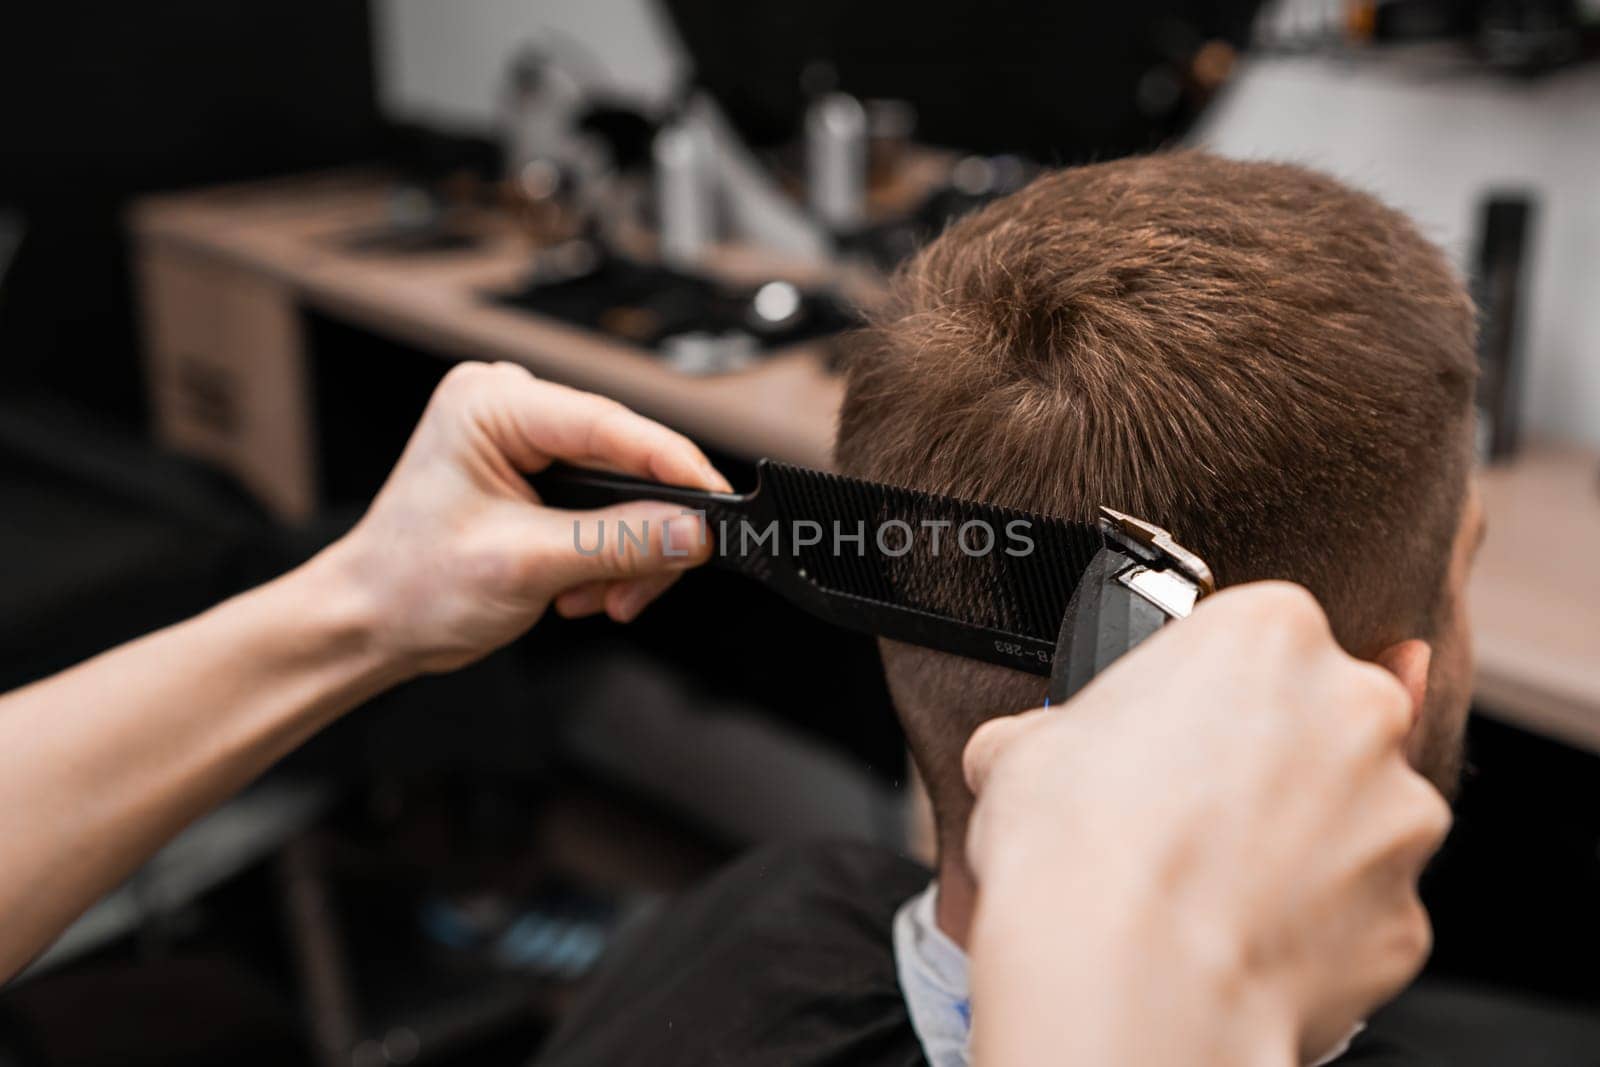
[[0, 362, 729, 980], [325, 360, 729, 674]]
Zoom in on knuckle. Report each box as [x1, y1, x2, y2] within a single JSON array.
[[1397, 900, 1434, 965], [484, 361, 534, 398], [1428, 794, 1455, 839], [963, 717, 1031, 795], [596, 396, 635, 426], [1246, 581, 1323, 627], [1210, 582, 1330, 656], [963, 711, 1055, 795], [1407, 778, 1454, 843], [583, 397, 633, 444], [440, 361, 491, 392], [592, 541, 633, 579], [489, 359, 534, 382], [1382, 775, 1452, 871], [962, 720, 1004, 788], [1360, 898, 1433, 1004], [1272, 591, 1334, 654], [1259, 580, 1322, 618], [666, 428, 702, 463], [606, 522, 659, 578], [1349, 664, 1412, 742], [433, 362, 506, 413]]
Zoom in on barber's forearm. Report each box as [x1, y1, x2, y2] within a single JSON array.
[[0, 366, 731, 984], [0, 545, 401, 981], [968, 857, 1297, 1067]]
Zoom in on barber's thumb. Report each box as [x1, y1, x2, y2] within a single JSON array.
[[535, 501, 712, 590], [962, 706, 1051, 795]]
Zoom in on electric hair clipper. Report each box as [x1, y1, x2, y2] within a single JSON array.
[[1046, 508, 1216, 705]]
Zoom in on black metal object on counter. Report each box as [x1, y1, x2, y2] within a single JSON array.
[[490, 252, 859, 371]]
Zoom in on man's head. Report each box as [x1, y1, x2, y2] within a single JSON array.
[[835, 151, 1483, 862]]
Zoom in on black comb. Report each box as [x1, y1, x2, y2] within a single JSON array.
[[531, 461, 1107, 675]]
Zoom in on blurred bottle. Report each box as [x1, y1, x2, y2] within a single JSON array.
[[865, 99, 917, 191], [806, 92, 868, 232], [498, 47, 586, 180], [654, 120, 718, 269]]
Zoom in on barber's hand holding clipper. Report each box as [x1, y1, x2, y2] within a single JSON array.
[[962, 583, 1451, 1067]]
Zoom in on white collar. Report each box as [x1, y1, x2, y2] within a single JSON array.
[[890, 879, 1362, 1067], [893, 881, 971, 1067]]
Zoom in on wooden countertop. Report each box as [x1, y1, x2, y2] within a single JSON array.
[[131, 171, 845, 471], [1469, 444, 1600, 751]]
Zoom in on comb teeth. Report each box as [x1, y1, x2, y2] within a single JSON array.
[[763, 464, 1104, 643]]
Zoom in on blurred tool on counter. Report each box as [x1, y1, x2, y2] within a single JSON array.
[[481, 59, 859, 377], [864, 99, 918, 192], [805, 92, 868, 235], [790, 64, 1045, 270], [491, 256, 856, 376], [499, 46, 601, 248], [337, 186, 480, 257], [1257, 0, 1600, 73], [832, 149, 1036, 272], [499, 46, 590, 180], [654, 118, 719, 269], [333, 125, 502, 256], [496, 41, 664, 258], [484, 28, 1246, 374]]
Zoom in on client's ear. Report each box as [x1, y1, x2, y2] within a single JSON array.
[[1374, 639, 1433, 717]]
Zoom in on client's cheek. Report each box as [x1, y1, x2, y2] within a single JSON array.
[[1410, 699, 1470, 802], [1407, 644, 1472, 799]]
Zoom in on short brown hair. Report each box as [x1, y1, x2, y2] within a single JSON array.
[[834, 151, 1477, 849]]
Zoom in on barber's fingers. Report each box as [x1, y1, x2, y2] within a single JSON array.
[[555, 581, 608, 619], [1315, 760, 1448, 1034], [1378, 897, 1435, 1005], [1304, 888, 1434, 1063], [1189, 581, 1334, 647], [555, 573, 683, 623], [1404, 776, 1454, 864], [608, 573, 681, 622], [1373, 761, 1454, 879], [1334, 657, 1419, 754], [438, 362, 731, 492], [530, 501, 712, 594], [963, 707, 1052, 796], [1338, 866, 1437, 1029]]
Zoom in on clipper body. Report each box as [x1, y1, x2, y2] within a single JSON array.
[[1046, 508, 1215, 705]]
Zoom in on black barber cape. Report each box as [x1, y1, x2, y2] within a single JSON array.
[[534, 841, 1430, 1067]]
